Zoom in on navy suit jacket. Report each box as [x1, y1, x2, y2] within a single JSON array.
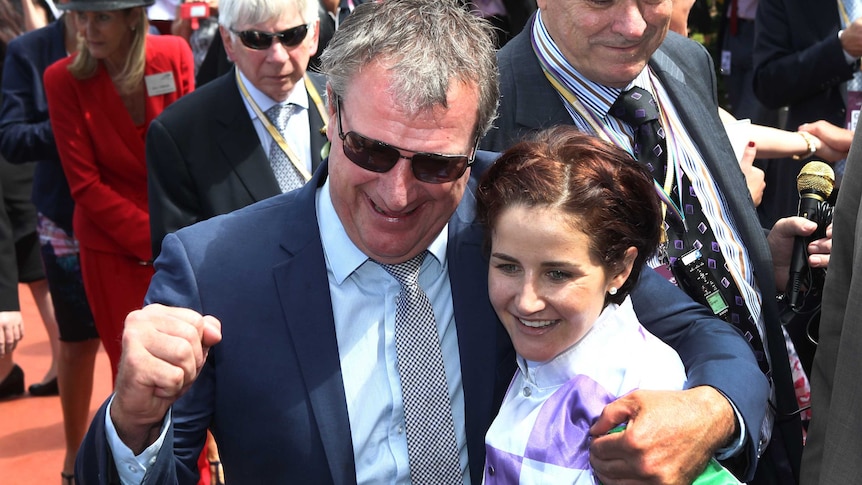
[[146, 68, 329, 257], [482, 26, 797, 482], [79, 152, 765, 483], [0, 18, 74, 233], [752, 0, 850, 226]]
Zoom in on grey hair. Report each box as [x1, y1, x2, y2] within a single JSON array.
[[219, 0, 318, 32], [320, 0, 499, 140]]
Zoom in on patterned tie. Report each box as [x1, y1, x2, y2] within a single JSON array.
[[610, 87, 668, 178], [264, 103, 305, 193], [377, 251, 463, 485], [611, 87, 771, 377]]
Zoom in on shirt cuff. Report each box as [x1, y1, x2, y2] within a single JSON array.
[[713, 389, 746, 460], [105, 395, 171, 485]]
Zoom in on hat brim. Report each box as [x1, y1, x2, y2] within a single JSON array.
[[58, 0, 155, 11]]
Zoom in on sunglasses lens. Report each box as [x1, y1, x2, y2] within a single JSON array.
[[342, 132, 400, 173], [412, 154, 469, 184], [237, 25, 308, 50], [281, 24, 309, 47], [239, 31, 272, 49]]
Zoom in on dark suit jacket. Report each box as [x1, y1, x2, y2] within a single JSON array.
[[752, 0, 851, 226], [801, 126, 862, 483], [0, 19, 73, 233], [482, 26, 800, 483], [78, 150, 765, 483], [146, 68, 328, 257]]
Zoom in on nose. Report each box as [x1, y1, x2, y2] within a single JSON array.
[[612, 0, 649, 38], [376, 156, 415, 212], [514, 277, 545, 315], [266, 39, 295, 63]]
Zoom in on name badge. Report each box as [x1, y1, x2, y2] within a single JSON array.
[[145, 72, 177, 96], [847, 90, 862, 133]]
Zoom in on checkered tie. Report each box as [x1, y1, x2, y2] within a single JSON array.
[[377, 251, 463, 485], [611, 87, 770, 377], [264, 103, 305, 193]]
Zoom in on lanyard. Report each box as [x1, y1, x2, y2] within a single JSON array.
[[541, 69, 687, 233], [236, 70, 328, 183]]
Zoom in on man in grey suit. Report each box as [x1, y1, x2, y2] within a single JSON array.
[[481, 0, 833, 483], [147, 0, 328, 258], [801, 124, 862, 484]]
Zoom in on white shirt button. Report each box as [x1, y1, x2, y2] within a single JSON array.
[[523, 387, 532, 397]]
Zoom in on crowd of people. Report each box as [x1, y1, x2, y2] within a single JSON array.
[[2, 0, 862, 484]]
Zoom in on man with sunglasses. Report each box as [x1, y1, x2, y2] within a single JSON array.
[[76, 1, 767, 483], [146, 0, 329, 259]]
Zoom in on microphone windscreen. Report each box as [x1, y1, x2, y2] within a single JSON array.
[[797, 161, 835, 199]]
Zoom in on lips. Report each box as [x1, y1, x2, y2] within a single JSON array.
[[519, 318, 557, 329]]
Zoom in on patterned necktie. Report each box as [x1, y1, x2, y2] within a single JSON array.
[[611, 87, 770, 377], [264, 103, 305, 193], [376, 251, 463, 485], [610, 87, 668, 178]]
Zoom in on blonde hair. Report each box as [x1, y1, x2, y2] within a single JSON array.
[[68, 8, 148, 94]]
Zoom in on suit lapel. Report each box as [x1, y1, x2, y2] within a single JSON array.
[[650, 40, 775, 287], [511, 32, 571, 133], [270, 166, 356, 485], [449, 153, 516, 482], [306, 72, 329, 173], [214, 71, 282, 200]]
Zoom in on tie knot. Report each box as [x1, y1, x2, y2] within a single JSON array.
[[265, 103, 294, 131], [377, 251, 428, 287], [610, 87, 660, 126]]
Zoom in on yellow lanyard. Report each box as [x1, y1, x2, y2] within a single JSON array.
[[236, 70, 328, 183], [542, 70, 685, 236]]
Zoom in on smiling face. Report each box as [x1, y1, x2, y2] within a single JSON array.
[[221, 7, 319, 102], [536, 0, 672, 88], [75, 9, 138, 66], [488, 205, 633, 363], [326, 63, 479, 265]]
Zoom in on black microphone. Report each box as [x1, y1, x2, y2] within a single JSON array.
[[788, 161, 835, 311]]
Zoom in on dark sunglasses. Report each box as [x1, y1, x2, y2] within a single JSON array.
[[230, 23, 310, 50], [335, 97, 478, 184]]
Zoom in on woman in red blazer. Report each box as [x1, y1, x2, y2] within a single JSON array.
[[44, 0, 193, 381]]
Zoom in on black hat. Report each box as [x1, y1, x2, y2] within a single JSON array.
[[58, 0, 155, 11]]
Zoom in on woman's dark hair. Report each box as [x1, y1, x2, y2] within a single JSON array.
[[477, 126, 662, 305]]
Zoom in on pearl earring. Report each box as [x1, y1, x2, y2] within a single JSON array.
[[608, 287, 618, 296]]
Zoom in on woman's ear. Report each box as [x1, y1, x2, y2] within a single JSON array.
[[609, 247, 638, 292]]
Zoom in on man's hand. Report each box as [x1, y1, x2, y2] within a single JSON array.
[[768, 217, 832, 292], [110, 304, 222, 454], [799, 121, 853, 163], [841, 18, 862, 58], [589, 387, 736, 485], [0, 311, 24, 358]]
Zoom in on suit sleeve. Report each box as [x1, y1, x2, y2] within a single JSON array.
[[0, 39, 59, 164], [0, 175, 20, 311], [76, 234, 211, 485], [630, 267, 768, 480], [147, 118, 200, 259], [753, 0, 854, 109]]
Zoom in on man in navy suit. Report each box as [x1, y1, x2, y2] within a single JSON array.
[[78, 1, 769, 483], [481, 0, 834, 483]]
